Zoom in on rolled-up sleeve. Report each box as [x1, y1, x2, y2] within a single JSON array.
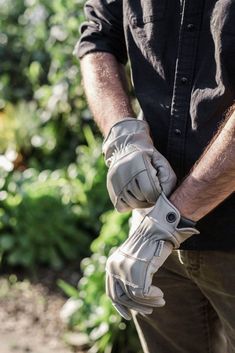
[[74, 0, 127, 65]]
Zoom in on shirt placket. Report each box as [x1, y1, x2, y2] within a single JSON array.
[[167, 0, 205, 179]]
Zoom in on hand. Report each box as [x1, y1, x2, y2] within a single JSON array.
[[102, 118, 177, 212], [105, 193, 199, 320]]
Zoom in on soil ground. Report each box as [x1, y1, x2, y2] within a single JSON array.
[[0, 267, 86, 353]]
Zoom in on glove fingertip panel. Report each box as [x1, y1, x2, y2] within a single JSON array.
[[112, 303, 132, 320]]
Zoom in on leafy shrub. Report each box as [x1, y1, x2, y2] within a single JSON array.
[[0, 128, 111, 269], [0, 0, 85, 110], [59, 211, 142, 353], [0, 0, 99, 169], [0, 102, 47, 165], [0, 169, 87, 268], [1, 1, 141, 350]]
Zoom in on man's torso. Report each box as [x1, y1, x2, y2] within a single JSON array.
[[77, 0, 235, 249]]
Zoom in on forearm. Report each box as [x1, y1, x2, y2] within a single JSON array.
[[170, 110, 235, 222], [80, 52, 135, 136]]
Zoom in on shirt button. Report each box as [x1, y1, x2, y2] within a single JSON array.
[[186, 23, 195, 31], [181, 77, 188, 84], [174, 128, 182, 136]]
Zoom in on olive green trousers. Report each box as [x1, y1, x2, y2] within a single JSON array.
[[133, 250, 235, 353]]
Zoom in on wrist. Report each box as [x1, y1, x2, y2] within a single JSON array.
[[147, 193, 199, 248], [169, 192, 200, 222]]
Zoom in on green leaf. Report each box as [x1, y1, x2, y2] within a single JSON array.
[[57, 279, 79, 298]]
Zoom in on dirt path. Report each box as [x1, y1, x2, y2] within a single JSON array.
[[0, 271, 85, 353], [0, 331, 72, 353]]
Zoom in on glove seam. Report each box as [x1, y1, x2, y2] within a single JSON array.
[[135, 216, 180, 248], [107, 270, 142, 289], [103, 130, 151, 155], [108, 146, 143, 167], [104, 118, 149, 139], [118, 248, 149, 263]]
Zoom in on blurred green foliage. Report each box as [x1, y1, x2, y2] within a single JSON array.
[[0, 0, 98, 168], [0, 127, 111, 269], [0, 0, 141, 351], [59, 210, 142, 353], [0, 169, 89, 269]]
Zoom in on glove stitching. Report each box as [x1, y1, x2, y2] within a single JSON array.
[[146, 216, 180, 248], [125, 284, 161, 306], [142, 254, 158, 296], [103, 118, 149, 145], [108, 271, 142, 289], [118, 248, 149, 263], [131, 216, 176, 246], [104, 127, 153, 159], [118, 280, 160, 309], [108, 144, 139, 165]]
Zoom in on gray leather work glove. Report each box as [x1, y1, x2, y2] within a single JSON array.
[[102, 118, 177, 212], [106, 193, 199, 320]]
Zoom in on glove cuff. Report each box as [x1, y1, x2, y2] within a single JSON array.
[[102, 118, 153, 162], [147, 193, 199, 248]]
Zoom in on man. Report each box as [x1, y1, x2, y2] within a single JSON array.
[[75, 1, 235, 352]]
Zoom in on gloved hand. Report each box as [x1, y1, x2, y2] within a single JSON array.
[[105, 193, 199, 320], [102, 118, 177, 212]]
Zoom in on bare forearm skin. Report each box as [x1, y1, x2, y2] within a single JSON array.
[[80, 52, 135, 137], [170, 111, 235, 222]]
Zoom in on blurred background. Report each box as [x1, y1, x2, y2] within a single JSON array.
[[0, 0, 141, 352]]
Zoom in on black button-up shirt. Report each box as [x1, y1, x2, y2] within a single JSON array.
[[75, 0, 235, 250]]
